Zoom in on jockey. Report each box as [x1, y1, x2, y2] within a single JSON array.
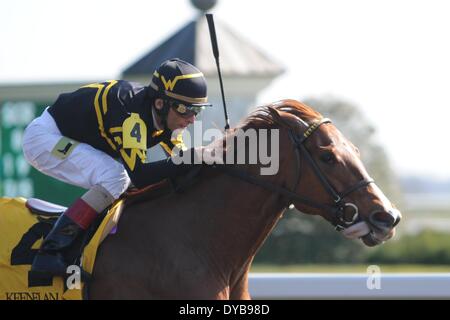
[[22, 58, 211, 276]]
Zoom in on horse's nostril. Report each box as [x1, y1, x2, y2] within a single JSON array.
[[370, 209, 401, 229]]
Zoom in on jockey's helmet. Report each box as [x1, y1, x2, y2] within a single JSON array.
[[149, 58, 212, 118]]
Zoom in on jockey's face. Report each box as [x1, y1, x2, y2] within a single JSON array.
[[166, 105, 195, 131], [154, 98, 195, 131]]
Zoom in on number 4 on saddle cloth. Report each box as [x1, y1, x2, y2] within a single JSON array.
[[0, 197, 124, 300]]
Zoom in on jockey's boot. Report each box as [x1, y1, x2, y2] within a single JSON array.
[[30, 198, 98, 276]]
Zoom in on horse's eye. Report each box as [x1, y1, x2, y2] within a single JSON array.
[[320, 152, 336, 164]]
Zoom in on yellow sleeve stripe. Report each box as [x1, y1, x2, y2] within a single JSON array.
[[82, 83, 103, 88], [159, 141, 173, 156], [92, 84, 116, 151], [109, 127, 123, 134], [102, 80, 116, 114], [88, 80, 118, 151]]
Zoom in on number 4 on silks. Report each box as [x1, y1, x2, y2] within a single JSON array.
[[122, 113, 147, 149]]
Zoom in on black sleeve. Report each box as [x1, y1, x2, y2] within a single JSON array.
[[124, 148, 199, 189]]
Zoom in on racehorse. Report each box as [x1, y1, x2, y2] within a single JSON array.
[[85, 99, 401, 299]]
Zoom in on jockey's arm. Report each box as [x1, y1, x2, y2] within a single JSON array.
[[119, 147, 198, 189]]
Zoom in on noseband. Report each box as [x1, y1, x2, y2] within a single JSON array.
[[216, 117, 374, 231]]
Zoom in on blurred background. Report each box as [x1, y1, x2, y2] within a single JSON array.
[[1, 0, 450, 272]]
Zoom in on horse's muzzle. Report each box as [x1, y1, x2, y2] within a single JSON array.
[[360, 208, 402, 246]]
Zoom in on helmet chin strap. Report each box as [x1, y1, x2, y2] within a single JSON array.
[[152, 99, 170, 131]]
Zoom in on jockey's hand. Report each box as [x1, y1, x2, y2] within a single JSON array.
[[194, 145, 224, 165]]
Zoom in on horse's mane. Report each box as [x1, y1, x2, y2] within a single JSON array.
[[239, 99, 322, 131], [125, 100, 323, 202]]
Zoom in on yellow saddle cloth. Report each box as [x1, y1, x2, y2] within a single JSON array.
[[0, 197, 123, 300]]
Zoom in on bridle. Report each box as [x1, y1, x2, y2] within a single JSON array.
[[216, 117, 374, 231], [288, 118, 374, 230]]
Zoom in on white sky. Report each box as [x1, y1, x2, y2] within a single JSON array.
[[1, 0, 449, 179]]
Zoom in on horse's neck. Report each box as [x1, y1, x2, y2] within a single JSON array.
[[191, 128, 293, 277], [193, 169, 286, 274]]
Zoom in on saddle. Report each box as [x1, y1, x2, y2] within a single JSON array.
[[25, 198, 67, 216], [0, 197, 122, 300]]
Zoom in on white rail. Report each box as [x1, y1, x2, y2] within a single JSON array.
[[248, 273, 450, 299]]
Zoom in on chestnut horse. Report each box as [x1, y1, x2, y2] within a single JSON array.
[[88, 99, 401, 299]]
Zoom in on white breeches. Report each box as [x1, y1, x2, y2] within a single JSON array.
[[22, 108, 130, 199]]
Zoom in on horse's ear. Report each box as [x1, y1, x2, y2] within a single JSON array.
[[267, 106, 308, 133], [267, 106, 283, 123]]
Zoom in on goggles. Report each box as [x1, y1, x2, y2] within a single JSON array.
[[167, 100, 206, 118]]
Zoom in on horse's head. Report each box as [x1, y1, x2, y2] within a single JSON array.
[[268, 100, 401, 247]]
